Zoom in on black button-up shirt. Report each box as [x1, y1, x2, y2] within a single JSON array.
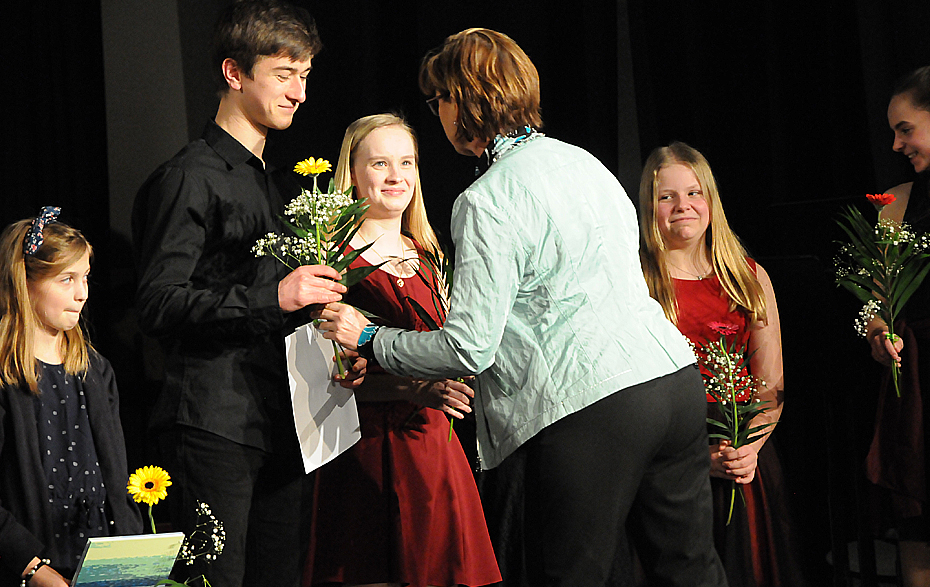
[[132, 121, 301, 452]]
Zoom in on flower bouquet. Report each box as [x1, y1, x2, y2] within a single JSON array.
[[253, 157, 381, 375], [834, 193, 930, 396], [694, 322, 774, 525]]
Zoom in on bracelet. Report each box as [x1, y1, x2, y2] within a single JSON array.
[[21, 559, 50, 586], [358, 325, 381, 362], [357, 323, 379, 347]]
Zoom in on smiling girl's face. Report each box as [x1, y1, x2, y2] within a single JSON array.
[[351, 125, 418, 220], [655, 163, 710, 249], [888, 92, 930, 174]]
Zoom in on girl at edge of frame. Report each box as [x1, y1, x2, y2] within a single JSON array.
[[0, 209, 142, 587], [303, 114, 501, 587], [866, 65, 930, 587], [639, 142, 807, 587]]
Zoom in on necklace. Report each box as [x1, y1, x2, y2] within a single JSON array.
[[668, 260, 713, 280], [357, 230, 417, 286]]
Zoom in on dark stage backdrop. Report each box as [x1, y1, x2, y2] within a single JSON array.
[[3, 1, 930, 584]]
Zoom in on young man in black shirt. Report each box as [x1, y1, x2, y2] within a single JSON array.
[[132, 2, 345, 585]]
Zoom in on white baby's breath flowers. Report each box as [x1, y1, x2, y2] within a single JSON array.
[[854, 299, 882, 338], [177, 500, 226, 567], [285, 189, 355, 226]]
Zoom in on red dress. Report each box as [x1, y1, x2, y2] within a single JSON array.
[[674, 269, 806, 587], [305, 246, 501, 587]]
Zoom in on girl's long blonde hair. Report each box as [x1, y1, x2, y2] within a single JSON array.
[[0, 219, 92, 393], [333, 113, 442, 256], [638, 141, 767, 324]]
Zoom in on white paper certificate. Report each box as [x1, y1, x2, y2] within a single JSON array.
[[285, 323, 360, 473]]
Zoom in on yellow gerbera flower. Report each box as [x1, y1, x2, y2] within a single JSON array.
[[127, 465, 172, 506], [294, 157, 332, 176]]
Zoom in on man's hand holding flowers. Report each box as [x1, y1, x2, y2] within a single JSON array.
[[278, 264, 346, 313]]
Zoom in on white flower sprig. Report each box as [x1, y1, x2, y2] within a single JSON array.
[[177, 501, 226, 566]]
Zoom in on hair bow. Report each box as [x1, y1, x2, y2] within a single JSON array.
[[23, 206, 61, 256]]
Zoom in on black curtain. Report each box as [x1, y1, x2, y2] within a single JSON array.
[[5, 1, 930, 584]]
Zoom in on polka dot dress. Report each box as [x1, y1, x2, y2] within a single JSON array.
[[34, 361, 111, 573]]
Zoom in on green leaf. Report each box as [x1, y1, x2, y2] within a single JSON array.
[[341, 264, 381, 288], [706, 418, 731, 432], [892, 261, 930, 318], [407, 296, 441, 331], [837, 211, 881, 259], [282, 218, 310, 239]]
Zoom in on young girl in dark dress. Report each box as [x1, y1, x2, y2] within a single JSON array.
[[865, 65, 930, 587], [0, 208, 141, 586]]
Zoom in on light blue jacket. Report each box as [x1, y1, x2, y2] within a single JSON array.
[[375, 136, 695, 469]]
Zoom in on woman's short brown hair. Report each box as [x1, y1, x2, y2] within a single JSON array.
[[419, 28, 543, 143]]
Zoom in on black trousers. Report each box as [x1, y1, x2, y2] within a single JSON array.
[[522, 365, 728, 587], [158, 426, 310, 587]]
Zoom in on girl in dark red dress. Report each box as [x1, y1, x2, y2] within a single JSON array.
[[638, 142, 805, 587], [305, 114, 500, 587]]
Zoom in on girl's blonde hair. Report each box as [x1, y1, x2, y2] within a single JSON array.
[[0, 219, 92, 393], [638, 141, 767, 324], [333, 113, 442, 255]]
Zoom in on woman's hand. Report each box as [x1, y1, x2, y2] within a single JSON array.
[[22, 559, 69, 587], [318, 303, 370, 349], [414, 379, 475, 419], [709, 440, 758, 484], [335, 349, 367, 389], [868, 326, 903, 367]]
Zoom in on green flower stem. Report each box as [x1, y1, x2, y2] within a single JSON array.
[[333, 341, 346, 377], [878, 239, 902, 397], [148, 504, 157, 534], [448, 376, 467, 442], [887, 327, 901, 397], [724, 339, 739, 526], [728, 482, 737, 526], [308, 174, 346, 378]]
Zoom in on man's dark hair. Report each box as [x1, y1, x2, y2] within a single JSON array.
[[211, 0, 322, 94]]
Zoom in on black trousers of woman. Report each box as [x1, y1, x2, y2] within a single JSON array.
[[516, 364, 727, 587]]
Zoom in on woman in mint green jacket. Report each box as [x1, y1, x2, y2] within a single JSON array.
[[320, 28, 726, 587]]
